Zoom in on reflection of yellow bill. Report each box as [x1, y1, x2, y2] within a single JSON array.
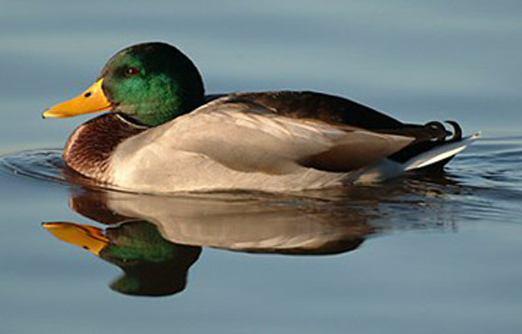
[[43, 222, 109, 255], [42, 79, 112, 119]]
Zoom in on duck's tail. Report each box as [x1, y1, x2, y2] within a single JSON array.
[[353, 122, 480, 184], [402, 131, 480, 172]]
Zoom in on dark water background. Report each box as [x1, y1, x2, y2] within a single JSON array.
[[1, 1, 521, 333]]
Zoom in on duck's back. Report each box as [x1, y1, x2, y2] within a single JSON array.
[[219, 91, 404, 129]]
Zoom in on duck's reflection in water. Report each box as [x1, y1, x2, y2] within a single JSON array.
[[43, 176, 460, 297]]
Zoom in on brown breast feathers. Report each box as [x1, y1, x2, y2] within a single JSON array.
[[63, 113, 146, 181]]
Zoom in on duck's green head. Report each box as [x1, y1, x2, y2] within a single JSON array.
[[43, 42, 205, 126]]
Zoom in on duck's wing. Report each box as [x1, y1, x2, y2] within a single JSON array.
[[200, 92, 468, 168], [149, 95, 417, 174], [221, 91, 405, 130], [223, 92, 457, 141]]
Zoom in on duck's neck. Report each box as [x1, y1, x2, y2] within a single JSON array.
[[64, 113, 146, 181]]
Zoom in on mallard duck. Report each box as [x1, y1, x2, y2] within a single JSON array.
[[43, 42, 479, 193]]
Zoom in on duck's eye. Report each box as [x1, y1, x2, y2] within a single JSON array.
[[125, 67, 140, 76]]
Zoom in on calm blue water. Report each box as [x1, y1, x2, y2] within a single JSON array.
[[1, 1, 521, 333]]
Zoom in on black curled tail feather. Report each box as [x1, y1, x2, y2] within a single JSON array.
[[424, 121, 450, 141], [444, 120, 462, 141], [387, 120, 463, 164]]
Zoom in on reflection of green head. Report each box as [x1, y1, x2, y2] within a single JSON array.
[[100, 222, 202, 296], [44, 220, 201, 297], [109, 262, 191, 296]]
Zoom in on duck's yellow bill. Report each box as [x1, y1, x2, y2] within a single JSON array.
[[43, 222, 110, 256], [42, 79, 112, 119]]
